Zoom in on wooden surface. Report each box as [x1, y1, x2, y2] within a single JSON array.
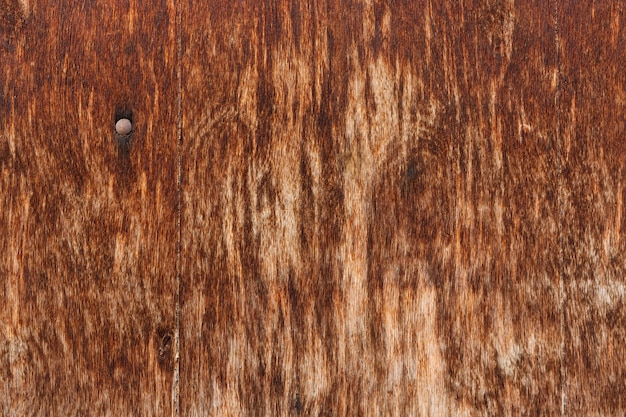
[[558, 1, 626, 414], [2, 0, 625, 416], [1, 0, 178, 415]]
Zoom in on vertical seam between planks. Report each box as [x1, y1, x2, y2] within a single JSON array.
[[174, 0, 182, 414], [554, 1, 565, 416]]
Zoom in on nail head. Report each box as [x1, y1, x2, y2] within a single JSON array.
[[115, 118, 132, 135]]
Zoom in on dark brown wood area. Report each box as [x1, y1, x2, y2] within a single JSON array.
[[1, 0, 178, 415], [1, 0, 624, 415], [558, 1, 626, 414]]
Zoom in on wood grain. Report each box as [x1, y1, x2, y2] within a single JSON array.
[[1, 0, 178, 415], [558, 1, 626, 414], [3, 0, 625, 415], [180, 1, 561, 415]]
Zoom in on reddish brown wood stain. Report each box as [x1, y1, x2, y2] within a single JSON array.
[[1, 0, 178, 415], [1, 0, 625, 416], [558, 1, 626, 414]]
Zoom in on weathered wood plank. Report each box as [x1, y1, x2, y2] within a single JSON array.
[[180, 1, 561, 415], [1, 0, 178, 415], [558, 1, 626, 414]]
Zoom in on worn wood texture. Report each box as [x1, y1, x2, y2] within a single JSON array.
[[1, 0, 178, 415], [180, 1, 562, 415], [558, 1, 626, 414], [3, 0, 626, 416]]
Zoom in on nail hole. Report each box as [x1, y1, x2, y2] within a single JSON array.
[[158, 334, 172, 358]]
